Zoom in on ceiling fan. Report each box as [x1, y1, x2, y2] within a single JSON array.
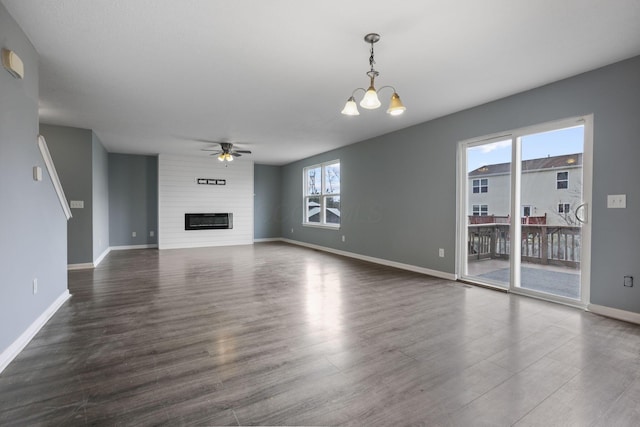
[[201, 142, 251, 162]]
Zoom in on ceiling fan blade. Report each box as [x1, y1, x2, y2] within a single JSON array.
[[200, 148, 220, 151], [231, 152, 242, 157], [234, 150, 252, 154], [195, 140, 231, 147]]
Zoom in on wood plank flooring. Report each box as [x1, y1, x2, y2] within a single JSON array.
[[1, 242, 639, 426]]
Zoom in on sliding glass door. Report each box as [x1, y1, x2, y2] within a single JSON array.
[[464, 137, 512, 289], [517, 127, 586, 299], [459, 117, 592, 305]]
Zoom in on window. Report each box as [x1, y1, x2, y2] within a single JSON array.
[[557, 172, 568, 189], [522, 206, 532, 217], [472, 178, 488, 193], [472, 204, 488, 216], [558, 203, 570, 214], [304, 161, 340, 227]]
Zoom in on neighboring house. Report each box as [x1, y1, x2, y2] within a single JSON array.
[[468, 153, 583, 226]]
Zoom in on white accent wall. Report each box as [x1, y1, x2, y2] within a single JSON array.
[[158, 154, 254, 249]]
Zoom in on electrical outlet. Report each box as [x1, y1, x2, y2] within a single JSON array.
[[624, 276, 633, 287], [33, 278, 38, 294], [132, 231, 137, 237], [439, 248, 445, 258], [342, 235, 345, 242], [291, 228, 294, 233], [150, 231, 155, 237]]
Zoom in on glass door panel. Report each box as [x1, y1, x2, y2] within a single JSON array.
[[464, 139, 512, 289], [518, 126, 584, 300]]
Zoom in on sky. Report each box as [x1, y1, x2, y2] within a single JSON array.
[[467, 125, 584, 172]]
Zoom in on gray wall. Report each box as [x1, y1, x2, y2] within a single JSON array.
[[0, 4, 68, 356], [108, 153, 158, 247], [92, 132, 109, 260], [254, 164, 282, 239], [40, 124, 93, 264], [281, 55, 640, 315]]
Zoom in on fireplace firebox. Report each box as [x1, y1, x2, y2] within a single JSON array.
[[184, 213, 232, 230]]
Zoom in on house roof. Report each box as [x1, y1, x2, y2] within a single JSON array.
[[469, 153, 583, 176]]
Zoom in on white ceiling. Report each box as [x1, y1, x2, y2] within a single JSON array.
[[3, 0, 640, 165]]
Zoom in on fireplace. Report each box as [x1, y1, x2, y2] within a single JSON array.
[[184, 213, 233, 230]]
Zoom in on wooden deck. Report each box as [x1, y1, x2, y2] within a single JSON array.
[[467, 258, 581, 299]]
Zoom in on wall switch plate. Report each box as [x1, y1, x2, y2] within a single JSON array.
[[624, 276, 633, 287], [342, 235, 345, 242], [439, 248, 445, 258], [150, 231, 154, 237], [33, 278, 38, 294], [70, 200, 84, 209], [607, 194, 626, 208], [33, 166, 42, 181], [132, 231, 137, 237]]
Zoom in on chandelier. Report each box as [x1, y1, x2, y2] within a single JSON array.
[[341, 33, 406, 116]]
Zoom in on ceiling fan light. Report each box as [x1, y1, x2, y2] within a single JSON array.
[[341, 96, 360, 116], [226, 153, 233, 161], [386, 92, 406, 115], [360, 86, 381, 109], [217, 153, 225, 161]]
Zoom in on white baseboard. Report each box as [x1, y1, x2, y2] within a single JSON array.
[[69, 245, 157, 269], [587, 303, 640, 325], [110, 244, 158, 251], [0, 290, 71, 374], [67, 262, 94, 270], [254, 238, 281, 243], [93, 247, 111, 267], [281, 238, 457, 281], [158, 241, 252, 250]]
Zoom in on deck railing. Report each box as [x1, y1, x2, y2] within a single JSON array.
[[468, 214, 547, 225], [468, 223, 581, 268]]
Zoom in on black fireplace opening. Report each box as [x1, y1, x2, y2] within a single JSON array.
[[185, 213, 233, 230]]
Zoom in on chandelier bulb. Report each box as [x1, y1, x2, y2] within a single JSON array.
[[360, 86, 381, 109], [341, 96, 360, 116], [387, 92, 406, 115]]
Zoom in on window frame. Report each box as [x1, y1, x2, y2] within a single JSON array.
[[472, 178, 488, 194], [558, 203, 571, 214], [303, 160, 340, 228], [472, 204, 489, 216], [556, 171, 568, 189]]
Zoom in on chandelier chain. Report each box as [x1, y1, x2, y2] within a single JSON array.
[[369, 42, 376, 72]]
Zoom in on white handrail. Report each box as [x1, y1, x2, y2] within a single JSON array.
[[37, 135, 72, 220]]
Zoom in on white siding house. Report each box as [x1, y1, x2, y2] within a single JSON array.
[[469, 153, 583, 226]]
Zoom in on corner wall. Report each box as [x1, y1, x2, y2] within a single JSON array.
[[108, 153, 158, 247], [281, 55, 640, 315], [40, 124, 93, 264], [92, 132, 109, 260], [0, 4, 68, 367], [254, 164, 282, 240]]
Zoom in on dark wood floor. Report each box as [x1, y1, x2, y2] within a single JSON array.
[[1, 242, 639, 426]]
